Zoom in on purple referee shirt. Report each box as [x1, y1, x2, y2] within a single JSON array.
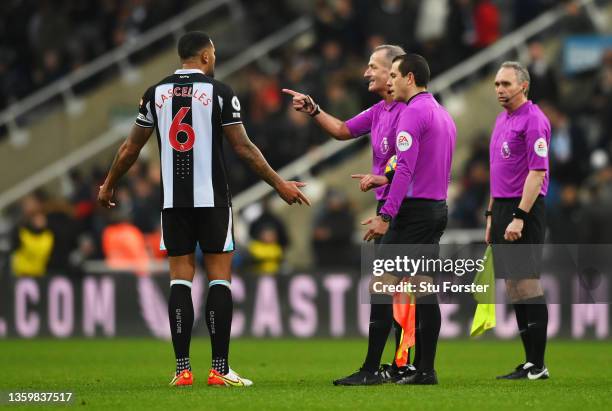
[[345, 100, 403, 201], [489, 100, 551, 198], [379, 92, 456, 218]]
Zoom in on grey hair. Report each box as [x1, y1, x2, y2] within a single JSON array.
[[500, 61, 531, 96], [374, 44, 405, 66]]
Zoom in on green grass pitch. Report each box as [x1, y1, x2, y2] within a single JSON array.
[[0, 338, 610, 410]]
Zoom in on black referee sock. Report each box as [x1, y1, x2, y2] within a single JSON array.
[[168, 281, 194, 374], [513, 303, 531, 363], [523, 296, 548, 368], [415, 294, 441, 372], [362, 294, 393, 373], [206, 282, 233, 375]]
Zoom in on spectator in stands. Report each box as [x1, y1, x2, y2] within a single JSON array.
[[473, 0, 500, 49], [68, 234, 99, 275], [548, 183, 587, 244], [364, 0, 416, 49], [249, 197, 290, 250], [539, 102, 590, 186], [101, 207, 150, 276], [558, 0, 596, 34], [513, 0, 556, 28], [131, 175, 159, 234], [526, 39, 559, 104], [582, 167, 612, 243], [44, 197, 79, 274], [312, 189, 356, 267], [445, 0, 475, 70], [591, 49, 612, 152], [247, 225, 284, 275], [10, 194, 54, 277], [451, 133, 490, 228]]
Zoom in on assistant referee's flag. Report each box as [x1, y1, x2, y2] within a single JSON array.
[[393, 288, 415, 367], [470, 245, 496, 337]]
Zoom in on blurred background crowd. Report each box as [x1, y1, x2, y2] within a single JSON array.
[[1, 0, 611, 278]]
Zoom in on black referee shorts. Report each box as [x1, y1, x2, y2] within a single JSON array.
[[375, 200, 385, 245], [161, 207, 234, 256], [491, 196, 545, 279], [379, 199, 448, 277]]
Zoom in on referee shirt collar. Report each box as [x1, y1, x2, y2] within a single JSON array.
[[506, 100, 532, 117], [382, 100, 398, 111], [175, 69, 205, 75]]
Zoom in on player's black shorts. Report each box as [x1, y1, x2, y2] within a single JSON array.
[[491, 196, 546, 279], [379, 199, 448, 276], [161, 207, 234, 256]]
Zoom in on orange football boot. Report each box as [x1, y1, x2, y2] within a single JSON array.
[[169, 369, 193, 386]]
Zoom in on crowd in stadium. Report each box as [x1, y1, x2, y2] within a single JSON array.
[[2, 0, 611, 277]]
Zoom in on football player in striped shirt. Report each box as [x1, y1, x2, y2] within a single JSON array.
[[98, 31, 310, 387]]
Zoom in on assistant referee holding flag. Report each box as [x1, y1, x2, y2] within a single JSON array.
[[486, 61, 551, 380]]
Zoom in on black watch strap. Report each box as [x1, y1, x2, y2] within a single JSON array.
[[309, 104, 321, 117], [484, 210, 492, 217], [512, 207, 529, 220], [380, 213, 392, 223]]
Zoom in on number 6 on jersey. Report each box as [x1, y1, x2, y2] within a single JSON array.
[[169, 107, 195, 152]]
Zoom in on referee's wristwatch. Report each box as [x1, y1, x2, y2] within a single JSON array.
[[484, 210, 492, 217], [380, 213, 392, 223], [512, 207, 529, 221]]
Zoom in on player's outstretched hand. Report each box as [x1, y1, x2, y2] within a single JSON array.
[[361, 215, 389, 241], [351, 174, 389, 192], [276, 180, 311, 206], [97, 185, 116, 208], [282, 88, 318, 115]]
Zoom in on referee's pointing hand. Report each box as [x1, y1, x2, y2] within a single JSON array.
[[282, 88, 317, 115], [351, 174, 389, 192], [275, 180, 311, 206]]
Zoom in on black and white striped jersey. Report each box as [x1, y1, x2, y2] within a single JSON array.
[[135, 68, 242, 209]]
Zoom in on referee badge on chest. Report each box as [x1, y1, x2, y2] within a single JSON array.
[[380, 137, 389, 155], [501, 141, 511, 159]]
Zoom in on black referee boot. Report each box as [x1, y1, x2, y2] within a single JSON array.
[[332, 369, 383, 386], [496, 362, 533, 380], [397, 369, 438, 385], [379, 363, 416, 383]]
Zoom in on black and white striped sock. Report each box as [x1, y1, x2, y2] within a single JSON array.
[[176, 357, 191, 374], [212, 357, 228, 375]]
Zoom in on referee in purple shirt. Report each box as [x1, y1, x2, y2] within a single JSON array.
[[485, 62, 551, 380], [283, 45, 415, 385], [362, 53, 457, 385]]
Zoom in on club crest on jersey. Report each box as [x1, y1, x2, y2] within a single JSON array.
[[396, 131, 412, 152], [380, 137, 389, 154], [231, 96, 241, 111], [501, 141, 511, 159], [534, 137, 548, 158]]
